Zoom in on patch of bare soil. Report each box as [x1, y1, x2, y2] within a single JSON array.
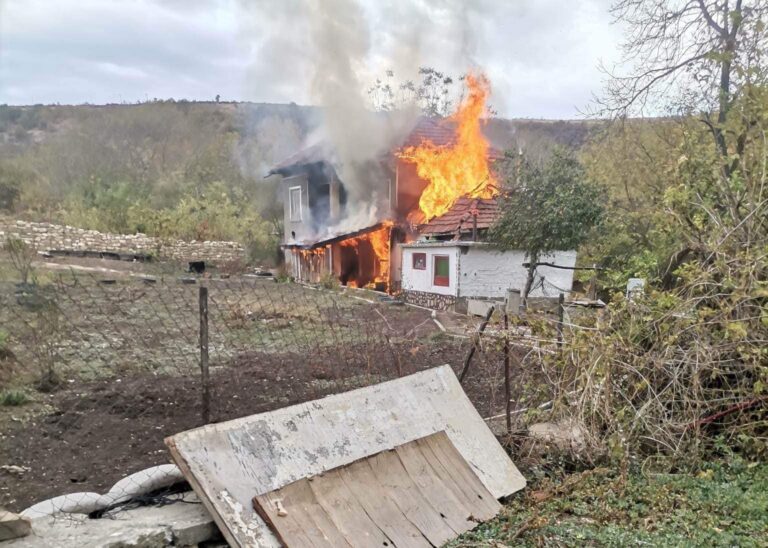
[[0, 338, 523, 512]]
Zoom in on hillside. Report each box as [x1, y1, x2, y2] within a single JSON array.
[[0, 102, 596, 263], [0, 102, 595, 158]]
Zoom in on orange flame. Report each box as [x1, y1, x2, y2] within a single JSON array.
[[399, 73, 497, 221], [340, 223, 392, 284], [367, 225, 391, 283]]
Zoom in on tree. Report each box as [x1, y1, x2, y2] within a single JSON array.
[[489, 149, 604, 306], [0, 162, 27, 212], [561, 0, 768, 460], [590, 0, 768, 285], [580, 119, 692, 288], [599, 1, 767, 174], [367, 67, 456, 116]]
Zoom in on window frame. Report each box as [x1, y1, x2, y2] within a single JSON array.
[[288, 186, 302, 222], [412, 252, 427, 271], [433, 254, 450, 287]]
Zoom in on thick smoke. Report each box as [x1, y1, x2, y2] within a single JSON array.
[[305, 0, 414, 220], [238, 0, 486, 232]]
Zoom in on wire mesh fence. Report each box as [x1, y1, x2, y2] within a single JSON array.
[[0, 270, 555, 515]]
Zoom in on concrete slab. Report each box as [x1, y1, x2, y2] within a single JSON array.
[[2, 492, 217, 548], [0, 512, 31, 541], [467, 299, 496, 317]]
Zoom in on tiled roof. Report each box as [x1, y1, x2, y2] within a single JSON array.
[[282, 222, 389, 249], [402, 117, 457, 148], [418, 197, 500, 236], [268, 117, 502, 174], [402, 118, 504, 160]]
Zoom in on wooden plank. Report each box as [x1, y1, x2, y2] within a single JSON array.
[[338, 460, 432, 548], [307, 470, 393, 548], [166, 365, 524, 547], [414, 434, 502, 520], [395, 435, 483, 532], [253, 487, 322, 548], [367, 448, 458, 546], [282, 480, 354, 548], [252, 433, 502, 548], [420, 432, 502, 516], [253, 480, 352, 548]]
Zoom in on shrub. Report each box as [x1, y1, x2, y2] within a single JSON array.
[[319, 273, 340, 290], [274, 265, 291, 283], [0, 389, 29, 407], [3, 237, 36, 285]]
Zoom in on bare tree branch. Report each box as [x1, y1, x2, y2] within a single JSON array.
[[697, 0, 726, 34]]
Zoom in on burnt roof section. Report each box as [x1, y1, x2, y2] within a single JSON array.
[[267, 142, 332, 176], [418, 197, 500, 236], [282, 222, 389, 249], [268, 117, 503, 175]]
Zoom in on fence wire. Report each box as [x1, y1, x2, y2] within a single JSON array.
[[0, 271, 546, 516]]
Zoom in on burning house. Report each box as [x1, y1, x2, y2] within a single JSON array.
[[269, 75, 577, 310]]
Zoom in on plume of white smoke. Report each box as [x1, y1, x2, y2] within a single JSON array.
[[237, 0, 487, 231], [305, 0, 412, 214]]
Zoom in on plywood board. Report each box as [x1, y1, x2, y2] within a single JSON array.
[[253, 432, 501, 548], [166, 365, 525, 547]]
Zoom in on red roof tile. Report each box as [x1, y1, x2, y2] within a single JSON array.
[[402, 118, 504, 160], [419, 197, 500, 236], [402, 118, 457, 148]]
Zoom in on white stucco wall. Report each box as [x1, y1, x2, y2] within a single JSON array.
[[458, 248, 577, 298], [401, 243, 577, 300], [401, 245, 460, 296]]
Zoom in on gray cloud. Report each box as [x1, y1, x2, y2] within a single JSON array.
[[0, 0, 622, 118]]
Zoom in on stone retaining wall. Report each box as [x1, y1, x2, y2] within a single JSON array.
[[0, 219, 245, 265], [403, 289, 457, 311]]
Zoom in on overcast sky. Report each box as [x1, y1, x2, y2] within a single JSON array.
[[0, 0, 623, 119]]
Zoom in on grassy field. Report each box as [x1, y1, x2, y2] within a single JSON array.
[[454, 458, 768, 547]]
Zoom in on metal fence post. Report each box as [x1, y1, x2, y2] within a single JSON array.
[[199, 285, 211, 424], [503, 311, 511, 434], [556, 292, 565, 350]]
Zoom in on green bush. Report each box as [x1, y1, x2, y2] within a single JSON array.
[[0, 389, 29, 406]]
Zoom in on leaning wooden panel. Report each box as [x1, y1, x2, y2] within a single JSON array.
[[166, 365, 525, 547], [394, 436, 494, 531], [367, 445, 457, 546], [253, 432, 501, 548], [254, 480, 353, 548], [338, 460, 431, 548], [413, 434, 501, 520]]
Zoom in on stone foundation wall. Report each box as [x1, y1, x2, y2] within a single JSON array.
[[403, 289, 457, 311], [0, 219, 245, 265]]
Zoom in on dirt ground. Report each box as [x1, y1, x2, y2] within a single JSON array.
[[0, 255, 538, 512], [0, 332, 526, 512]]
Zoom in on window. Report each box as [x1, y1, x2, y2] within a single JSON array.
[[433, 255, 450, 287], [289, 186, 302, 221], [412, 252, 426, 270]]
